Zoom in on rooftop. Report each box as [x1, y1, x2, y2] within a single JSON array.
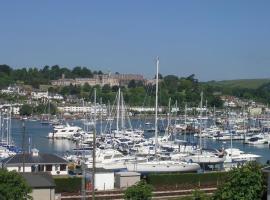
[[21, 172, 55, 189], [2, 153, 67, 166]]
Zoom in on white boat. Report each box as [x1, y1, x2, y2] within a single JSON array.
[[224, 148, 261, 170], [85, 148, 145, 171], [126, 160, 200, 173], [184, 149, 225, 164], [47, 123, 84, 139], [245, 135, 268, 145]]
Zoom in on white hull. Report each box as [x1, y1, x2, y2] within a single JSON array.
[[126, 161, 200, 173]]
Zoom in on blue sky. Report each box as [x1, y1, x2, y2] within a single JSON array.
[[1, 1, 270, 81]]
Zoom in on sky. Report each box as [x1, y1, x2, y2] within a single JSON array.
[[1, 1, 270, 81]]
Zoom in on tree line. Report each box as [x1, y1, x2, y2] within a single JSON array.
[[2, 64, 270, 107], [0, 64, 102, 89]]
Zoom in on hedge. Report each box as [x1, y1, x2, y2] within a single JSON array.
[[54, 177, 82, 193], [147, 172, 228, 188]]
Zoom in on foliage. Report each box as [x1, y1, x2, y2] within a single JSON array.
[[147, 172, 227, 188], [3, 64, 270, 106], [20, 104, 33, 116], [213, 162, 264, 200], [0, 169, 32, 200], [124, 180, 153, 200], [54, 177, 81, 193]]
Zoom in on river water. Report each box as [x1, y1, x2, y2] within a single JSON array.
[[10, 119, 270, 164]]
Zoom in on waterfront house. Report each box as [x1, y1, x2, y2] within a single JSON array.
[[21, 172, 56, 200], [1, 148, 68, 175]]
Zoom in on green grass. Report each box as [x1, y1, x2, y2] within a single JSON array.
[[206, 78, 270, 89]]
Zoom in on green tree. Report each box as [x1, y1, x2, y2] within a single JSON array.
[[124, 180, 153, 200], [20, 104, 33, 116], [213, 162, 264, 200], [0, 169, 32, 200]]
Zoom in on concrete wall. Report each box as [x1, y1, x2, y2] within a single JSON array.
[[115, 174, 140, 188], [95, 173, 114, 190], [30, 188, 55, 200]]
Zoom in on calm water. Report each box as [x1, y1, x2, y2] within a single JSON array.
[[10, 119, 270, 164]]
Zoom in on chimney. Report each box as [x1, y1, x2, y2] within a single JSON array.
[[31, 148, 39, 157]]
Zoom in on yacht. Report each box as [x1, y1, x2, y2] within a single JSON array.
[[245, 135, 268, 145], [126, 160, 200, 173], [47, 123, 84, 139], [223, 148, 261, 170]]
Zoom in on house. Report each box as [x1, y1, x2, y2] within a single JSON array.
[[21, 172, 56, 200], [1, 148, 68, 175]]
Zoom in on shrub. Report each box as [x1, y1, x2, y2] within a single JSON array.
[[124, 180, 153, 200]]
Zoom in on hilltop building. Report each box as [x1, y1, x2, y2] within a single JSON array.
[[51, 73, 146, 87]]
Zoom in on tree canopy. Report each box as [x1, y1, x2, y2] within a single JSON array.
[[0, 169, 32, 200], [124, 180, 153, 200], [213, 162, 264, 200]]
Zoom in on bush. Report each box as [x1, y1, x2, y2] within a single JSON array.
[[0, 169, 32, 200], [54, 177, 81, 193], [124, 180, 153, 200], [147, 172, 227, 189], [213, 162, 264, 200]]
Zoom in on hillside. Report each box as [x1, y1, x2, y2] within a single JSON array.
[[206, 79, 270, 89]]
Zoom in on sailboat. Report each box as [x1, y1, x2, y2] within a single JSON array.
[[223, 113, 261, 170], [184, 92, 226, 165], [126, 57, 200, 173]]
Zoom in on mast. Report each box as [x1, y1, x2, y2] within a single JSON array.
[[167, 97, 171, 138], [116, 88, 120, 133], [100, 98, 102, 135], [92, 88, 97, 200], [155, 57, 159, 155], [199, 91, 203, 151], [121, 93, 125, 130], [184, 103, 187, 141]]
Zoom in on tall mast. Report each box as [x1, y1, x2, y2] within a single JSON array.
[[100, 98, 102, 135], [92, 88, 97, 200], [155, 57, 159, 155], [199, 91, 203, 151], [116, 88, 120, 132], [167, 97, 171, 135], [184, 103, 187, 141], [121, 93, 125, 130]]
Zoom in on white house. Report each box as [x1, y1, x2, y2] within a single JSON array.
[[1, 149, 68, 176], [31, 91, 49, 99]]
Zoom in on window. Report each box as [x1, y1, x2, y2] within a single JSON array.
[[38, 165, 44, 171], [55, 165, 60, 171], [46, 165, 52, 171], [60, 164, 66, 171]]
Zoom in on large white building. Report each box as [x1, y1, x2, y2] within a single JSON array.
[[57, 105, 107, 115]]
